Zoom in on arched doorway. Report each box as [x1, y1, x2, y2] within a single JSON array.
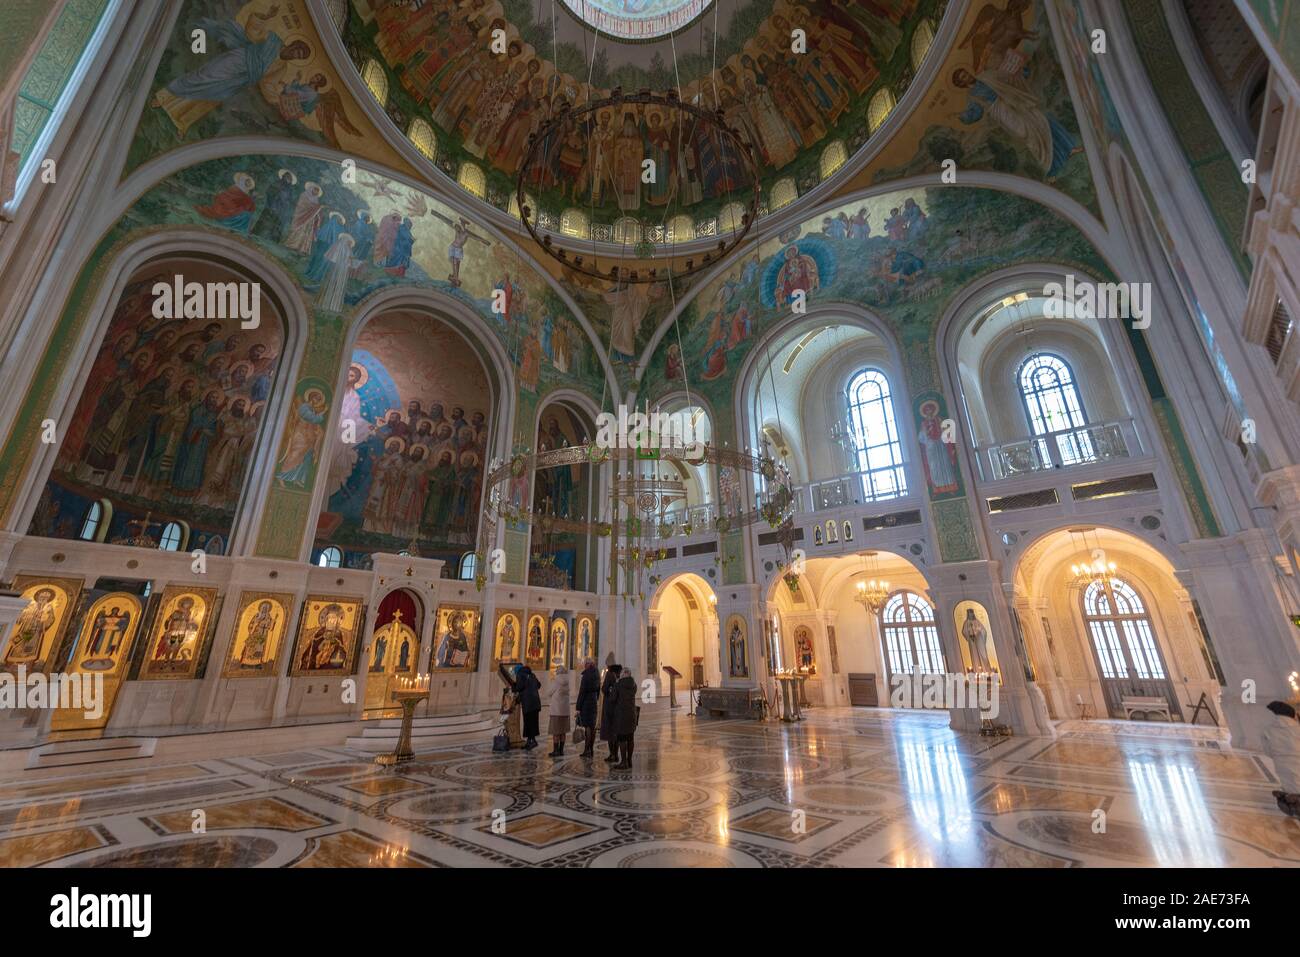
[[765, 551, 938, 709], [363, 587, 423, 716], [530, 399, 597, 591], [648, 572, 720, 694], [1010, 526, 1220, 722]]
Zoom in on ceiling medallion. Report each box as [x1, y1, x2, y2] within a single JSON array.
[[560, 0, 715, 41], [516, 88, 760, 283]]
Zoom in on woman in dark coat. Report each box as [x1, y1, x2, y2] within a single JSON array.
[[611, 667, 639, 770], [576, 658, 600, 758], [599, 662, 622, 762], [516, 665, 542, 749]]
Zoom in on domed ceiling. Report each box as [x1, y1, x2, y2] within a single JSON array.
[[340, 0, 950, 229]]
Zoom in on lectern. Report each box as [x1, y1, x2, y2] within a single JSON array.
[[663, 664, 682, 709]]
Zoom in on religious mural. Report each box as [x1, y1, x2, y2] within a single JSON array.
[[432, 604, 480, 671], [726, 613, 748, 678], [69, 593, 144, 676], [315, 312, 490, 560], [290, 595, 363, 676], [126, 0, 410, 173], [0, 576, 84, 672], [346, 0, 941, 225], [117, 154, 603, 393], [574, 614, 597, 662], [872, 0, 1090, 206], [28, 260, 284, 551], [529, 403, 592, 589], [793, 624, 816, 674], [493, 608, 523, 664], [140, 585, 220, 680], [549, 617, 568, 672], [524, 612, 547, 669], [643, 184, 1105, 424], [223, 590, 293, 677]]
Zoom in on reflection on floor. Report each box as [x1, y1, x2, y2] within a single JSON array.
[[1, 707, 1296, 867]]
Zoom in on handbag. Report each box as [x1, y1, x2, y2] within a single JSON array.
[[492, 729, 510, 752], [572, 725, 586, 744]]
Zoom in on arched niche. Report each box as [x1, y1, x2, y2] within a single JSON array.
[[938, 269, 1145, 479], [529, 397, 597, 591], [312, 306, 497, 569], [1009, 524, 1217, 724], [737, 305, 916, 509], [648, 571, 719, 690], [26, 254, 290, 554], [764, 550, 936, 708]]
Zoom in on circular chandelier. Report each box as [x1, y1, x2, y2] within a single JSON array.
[[516, 89, 761, 283]]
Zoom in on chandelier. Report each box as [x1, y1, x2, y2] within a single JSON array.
[[516, 89, 760, 283], [854, 552, 889, 614], [1068, 529, 1117, 587]]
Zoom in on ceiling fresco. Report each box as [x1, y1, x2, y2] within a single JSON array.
[[343, 0, 946, 225], [640, 183, 1109, 429], [125, 0, 415, 176]]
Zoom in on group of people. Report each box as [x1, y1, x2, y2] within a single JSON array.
[[55, 274, 279, 510], [503, 656, 640, 769]]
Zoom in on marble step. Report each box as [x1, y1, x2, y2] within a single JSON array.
[[344, 712, 498, 752], [26, 736, 158, 770]]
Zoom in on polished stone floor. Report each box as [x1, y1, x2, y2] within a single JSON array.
[[1, 707, 1297, 867]]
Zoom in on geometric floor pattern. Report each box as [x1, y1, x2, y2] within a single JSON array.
[[2, 708, 1297, 867]]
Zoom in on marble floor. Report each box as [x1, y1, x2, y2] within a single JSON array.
[[1, 707, 1297, 867]]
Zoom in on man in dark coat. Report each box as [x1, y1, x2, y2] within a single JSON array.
[[576, 657, 600, 758], [599, 661, 622, 763], [516, 665, 542, 750], [611, 667, 639, 771]]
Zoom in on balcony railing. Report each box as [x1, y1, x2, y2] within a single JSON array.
[[757, 468, 912, 516], [979, 419, 1141, 481]]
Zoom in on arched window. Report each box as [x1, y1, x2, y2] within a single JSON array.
[[613, 216, 641, 244], [508, 192, 537, 221], [880, 590, 946, 679], [819, 140, 848, 180], [846, 368, 907, 501], [408, 118, 436, 160], [1082, 576, 1174, 715], [361, 59, 388, 106], [768, 178, 797, 210], [457, 162, 486, 199], [1018, 353, 1094, 465], [911, 19, 936, 70], [459, 552, 479, 580], [560, 208, 589, 239], [9, 0, 112, 195], [317, 546, 343, 569], [324, 0, 349, 31], [79, 500, 106, 541], [716, 202, 747, 233], [665, 214, 695, 243], [867, 89, 896, 133], [158, 521, 184, 552]]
